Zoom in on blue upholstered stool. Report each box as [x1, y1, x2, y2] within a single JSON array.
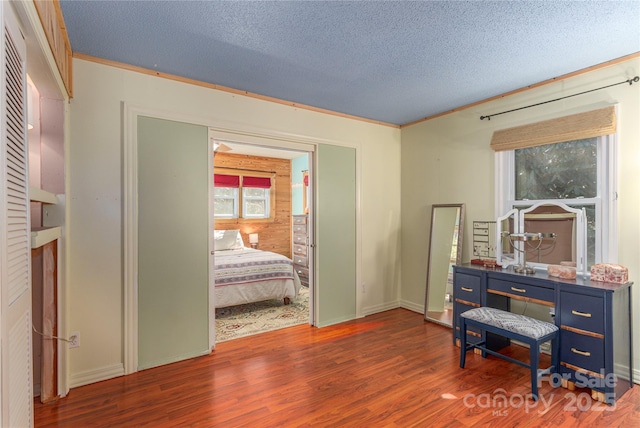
[[459, 307, 559, 400]]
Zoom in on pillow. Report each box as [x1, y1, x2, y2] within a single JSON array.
[[214, 230, 245, 251]]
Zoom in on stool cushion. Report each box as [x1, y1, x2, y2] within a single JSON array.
[[461, 307, 558, 339]]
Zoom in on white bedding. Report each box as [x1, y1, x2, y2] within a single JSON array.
[[213, 247, 300, 308]]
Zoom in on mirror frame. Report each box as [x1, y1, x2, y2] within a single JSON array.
[[424, 203, 465, 327]]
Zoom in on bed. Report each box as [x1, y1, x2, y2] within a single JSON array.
[[214, 230, 300, 308]]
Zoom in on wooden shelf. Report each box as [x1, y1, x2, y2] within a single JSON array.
[[30, 186, 58, 204], [31, 227, 61, 249]]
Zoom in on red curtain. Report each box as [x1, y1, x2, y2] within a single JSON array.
[[214, 174, 240, 188], [243, 176, 271, 188]]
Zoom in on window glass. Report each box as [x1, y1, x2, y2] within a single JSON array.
[[214, 187, 238, 218], [581, 204, 596, 267], [515, 138, 597, 200], [242, 188, 270, 218]]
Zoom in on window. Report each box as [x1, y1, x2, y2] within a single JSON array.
[[242, 187, 270, 218], [214, 174, 240, 218], [493, 106, 618, 271], [242, 176, 271, 219], [514, 138, 598, 266], [214, 187, 238, 218], [214, 173, 273, 219], [497, 134, 616, 270]]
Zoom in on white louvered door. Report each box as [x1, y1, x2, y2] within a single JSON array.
[[1, 2, 33, 427]]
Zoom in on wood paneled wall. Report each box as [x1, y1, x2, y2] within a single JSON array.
[[34, 0, 73, 97], [214, 153, 291, 258]]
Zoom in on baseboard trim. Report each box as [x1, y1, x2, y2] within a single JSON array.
[[398, 299, 424, 314], [361, 301, 400, 316], [139, 349, 212, 371], [316, 313, 357, 328], [361, 300, 426, 317], [69, 363, 125, 388]]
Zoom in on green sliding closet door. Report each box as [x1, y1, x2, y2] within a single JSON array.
[[137, 116, 209, 369], [316, 144, 356, 326]]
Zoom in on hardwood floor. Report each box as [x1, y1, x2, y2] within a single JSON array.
[[35, 308, 639, 427]]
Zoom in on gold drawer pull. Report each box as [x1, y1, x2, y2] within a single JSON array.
[[511, 287, 526, 293], [571, 348, 591, 357], [461, 287, 473, 292], [571, 310, 592, 318]]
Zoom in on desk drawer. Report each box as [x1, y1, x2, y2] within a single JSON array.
[[454, 273, 481, 304], [561, 330, 605, 375], [560, 291, 604, 335], [488, 279, 554, 304]]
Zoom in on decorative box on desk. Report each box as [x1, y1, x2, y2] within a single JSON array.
[[452, 263, 633, 404]]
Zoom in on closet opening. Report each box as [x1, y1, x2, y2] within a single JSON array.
[[27, 74, 66, 403]]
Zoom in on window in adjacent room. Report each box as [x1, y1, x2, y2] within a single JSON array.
[[214, 173, 273, 220], [242, 176, 271, 219], [214, 187, 239, 218], [214, 174, 239, 218]]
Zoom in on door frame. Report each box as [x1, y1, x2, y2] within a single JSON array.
[[124, 104, 361, 374], [209, 136, 316, 334]]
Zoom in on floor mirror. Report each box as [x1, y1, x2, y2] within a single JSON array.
[[424, 203, 465, 327]]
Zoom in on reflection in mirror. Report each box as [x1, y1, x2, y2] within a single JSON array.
[[496, 203, 588, 274], [424, 204, 465, 327], [519, 202, 587, 274]]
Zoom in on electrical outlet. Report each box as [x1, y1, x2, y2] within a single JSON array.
[[69, 331, 80, 348]]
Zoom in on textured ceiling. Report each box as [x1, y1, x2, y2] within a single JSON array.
[[59, 1, 640, 126]]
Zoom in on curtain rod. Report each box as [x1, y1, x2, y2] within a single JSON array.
[[480, 76, 639, 121]]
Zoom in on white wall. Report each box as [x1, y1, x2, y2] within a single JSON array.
[[401, 58, 640, 374], [67, 58, 401, 386]]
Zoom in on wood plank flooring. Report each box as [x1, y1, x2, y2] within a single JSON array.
[[35, 308, 640, 427]]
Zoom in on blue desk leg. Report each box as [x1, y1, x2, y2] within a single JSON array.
[[529, 340, 540, 400], [552, 337, 559, 375], [460, 318, 467, 368]]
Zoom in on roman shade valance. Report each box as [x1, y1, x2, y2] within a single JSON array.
[[242, 176, 271, 188], [214, 174, 240, 188], [490, 106, 616, 152]]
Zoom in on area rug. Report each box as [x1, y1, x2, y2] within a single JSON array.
[[215, 287, 309, 342]]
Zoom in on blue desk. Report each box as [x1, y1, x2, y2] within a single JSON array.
[[452, 263, 633, 404]]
